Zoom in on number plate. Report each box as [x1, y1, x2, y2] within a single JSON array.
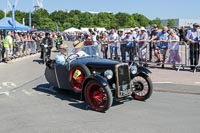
[[119, 84, 132, 97], [73, 69, 81, 80]]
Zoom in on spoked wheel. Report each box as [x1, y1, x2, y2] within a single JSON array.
[[69, 64, 90, 93], [84, 80, 113, 112], [131, 73, 153, 101]]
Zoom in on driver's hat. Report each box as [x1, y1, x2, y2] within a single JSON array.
[[59, 44, 68, 49], [73, 40, 84, 48]]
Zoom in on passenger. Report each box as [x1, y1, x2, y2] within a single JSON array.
[[55, 44, 68, 66], [73, 40, 88, 57]]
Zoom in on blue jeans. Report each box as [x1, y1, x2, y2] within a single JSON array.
[[126, 42, 134, 62], [110, 45, 118, 59], [103, 45, 108, 59], [120, 44, 126, 62]]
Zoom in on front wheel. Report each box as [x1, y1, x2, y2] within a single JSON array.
[[131, 73, 153, 101], [84, 80, 113, 112]]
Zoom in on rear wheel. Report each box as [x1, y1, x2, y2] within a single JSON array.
[[131, 73, 153, 101], [69, 64, 90, 93], [84, 80, 113, 112]]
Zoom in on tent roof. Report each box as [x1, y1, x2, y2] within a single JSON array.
[[64, 27, 81, 32], [0, 17, 30, 30]]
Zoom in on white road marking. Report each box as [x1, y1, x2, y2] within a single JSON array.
[[195, 82, 200, 84], [38, 86, 57, 93], [0, 86, 2, 89], [153, 82, 173, 84], [22, 90, 34, 96], [2, 82, 17, 88], [0, 91, 10, 96]]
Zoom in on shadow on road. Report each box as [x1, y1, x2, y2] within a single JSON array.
[[33, 59, 44, 64], [33, 83, 89, 111], [33, 83, 131, 112]]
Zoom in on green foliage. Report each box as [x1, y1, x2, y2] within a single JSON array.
[[0, 8, 165, 31], [151, 18, 163, 28], [167, 19, 176, 28], [0, 10, 4, 19]]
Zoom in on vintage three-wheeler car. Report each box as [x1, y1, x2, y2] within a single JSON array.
[[45, 44, 153, 112]]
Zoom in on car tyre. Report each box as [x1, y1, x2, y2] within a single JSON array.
[[131, 73, 153, 101], [84, 80, 113, 112]]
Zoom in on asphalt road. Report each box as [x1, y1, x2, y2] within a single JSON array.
[[0, 43, 200, 133]]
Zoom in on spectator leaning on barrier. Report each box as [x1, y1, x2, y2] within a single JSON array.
[[108, 28, 119, 60], [118, 29, 126, 62], [151, 26, 169, 68], [149, 24, 159, 61], [136, 27, 148, 66], [185, 23, 200, 70], [167, 30, 180, 68], [124, 30, 134, 62], [99, 32, 109, 59], [4, 31, 13, 62]]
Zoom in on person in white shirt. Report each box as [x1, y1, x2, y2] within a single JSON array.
[[108, 28, 119, 60], [55, 44, 68, 66]]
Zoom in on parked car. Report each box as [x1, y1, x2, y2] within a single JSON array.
[[45, 44, 153, 112]]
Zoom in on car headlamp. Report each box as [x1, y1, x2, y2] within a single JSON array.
[[104, 70, 113, 80], [130, 65, 138, 75]]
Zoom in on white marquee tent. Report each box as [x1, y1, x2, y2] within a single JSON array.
[[63, 27, 81, 32]]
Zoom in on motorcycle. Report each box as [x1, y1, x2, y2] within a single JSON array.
[[41, 43, 51, 64]]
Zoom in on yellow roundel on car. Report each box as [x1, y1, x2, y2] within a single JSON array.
[[73, 69, 82, 80]]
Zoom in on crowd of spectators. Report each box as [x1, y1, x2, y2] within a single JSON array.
[[0, 24, 199, 71]]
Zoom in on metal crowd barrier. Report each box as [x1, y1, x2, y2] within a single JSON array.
[[114, 40, 200, 72], [0, 40, 39, 63]]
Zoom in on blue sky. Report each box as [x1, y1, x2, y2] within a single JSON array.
[[0, 0, 199, 20]]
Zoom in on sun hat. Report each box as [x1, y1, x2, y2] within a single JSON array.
[[73, 40, 84, 48], [59, 44, 68, 49], [140, 27, 146, 31]]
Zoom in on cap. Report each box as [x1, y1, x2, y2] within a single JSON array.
[[193, 23, 200, 27]]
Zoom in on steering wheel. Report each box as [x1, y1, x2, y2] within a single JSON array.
[[66, 53, 79, 61]]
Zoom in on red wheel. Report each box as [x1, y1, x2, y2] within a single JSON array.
[[69, 64, 90, 93], [84, 80, 113, 112]]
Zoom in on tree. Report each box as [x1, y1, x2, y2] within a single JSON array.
[[167, 19, 176, 28], [151, 18, 163, 28], [132, 13, 150, 27], [94, 12, 116, 29], [79, 12, 94, 28], [115, 12, 131, 28], [50, 10, 68, 26], [0, 10, 4, 19], [32, 9, 50, 28]]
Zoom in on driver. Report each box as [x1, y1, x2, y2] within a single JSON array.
[[73, 40, 88, 57], [55, 44, 68, 65]]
